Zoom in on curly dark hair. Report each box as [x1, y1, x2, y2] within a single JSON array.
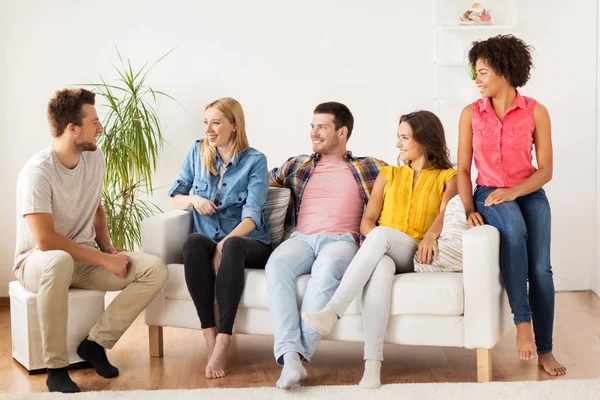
[[468, 34, 534, 88], [47, 88, 96, 137], [399, 110, 453, 170]]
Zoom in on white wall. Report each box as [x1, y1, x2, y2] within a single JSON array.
[[0, 0, 597, 296], [595, 2, 600, 297]]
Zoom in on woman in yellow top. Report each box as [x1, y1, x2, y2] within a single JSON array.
[[303, 110, 457, 389]]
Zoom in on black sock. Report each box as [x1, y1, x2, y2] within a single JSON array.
[[46, 367, 80, 393], [77, 338, 119, 378]]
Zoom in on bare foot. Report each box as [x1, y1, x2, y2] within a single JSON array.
[[538, 353, 567, 376], [516, 322, 537, 360], [205, 334, 231, 379], [203, 328, 217, 369]]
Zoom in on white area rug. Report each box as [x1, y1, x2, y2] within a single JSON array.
[[1, 380, 598, 400]]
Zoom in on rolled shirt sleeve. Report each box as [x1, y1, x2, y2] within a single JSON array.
[[268, 156, 295, 187], [241, 153, 268, 229], [168, 141, 198, 197]]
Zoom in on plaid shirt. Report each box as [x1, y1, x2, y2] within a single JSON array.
[[269, 151, 387, 237]]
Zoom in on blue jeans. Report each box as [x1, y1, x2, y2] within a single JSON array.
[[474, 186, 555, 354], [265, 231, 358, 365]]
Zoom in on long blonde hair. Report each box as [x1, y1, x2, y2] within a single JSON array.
[[201, 97, 250, 176]]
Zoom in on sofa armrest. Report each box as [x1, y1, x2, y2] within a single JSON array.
[[463, 225, 513, 349], [141, 210, 193, 264]]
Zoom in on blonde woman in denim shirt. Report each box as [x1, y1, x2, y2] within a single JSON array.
[[169, 97, 271, 379]]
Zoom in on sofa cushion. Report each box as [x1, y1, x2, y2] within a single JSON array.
[[413, 194, 468, 272], [163, 264, 464, 317], [264, 187, 291, 247]]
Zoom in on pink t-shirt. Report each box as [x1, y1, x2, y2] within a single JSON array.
[[296, 158, 363, 239], [472, 92, 538, 188]]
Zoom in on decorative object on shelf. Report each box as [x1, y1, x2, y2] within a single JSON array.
[[459, 3, 493, 25]]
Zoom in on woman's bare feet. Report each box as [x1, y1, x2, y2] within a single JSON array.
[[205, 334, 231, 379], [203, 328, 217, 365], [516, 322, 537, 360], [538, 353, 567, 376]]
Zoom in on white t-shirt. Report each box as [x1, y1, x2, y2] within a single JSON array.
[[14, 146, 106, 270]]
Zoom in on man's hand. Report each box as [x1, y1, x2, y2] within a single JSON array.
[[102, 245, 126, 255], [102, 253, 129, 278]]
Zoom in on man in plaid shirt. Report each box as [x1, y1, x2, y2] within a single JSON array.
[[265, 102, 386, 389]]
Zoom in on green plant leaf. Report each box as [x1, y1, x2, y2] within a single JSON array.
[[86, 46, 179, 248], [468, 65, 477, 80]]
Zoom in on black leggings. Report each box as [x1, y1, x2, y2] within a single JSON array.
[[183, 233, 272, 335]]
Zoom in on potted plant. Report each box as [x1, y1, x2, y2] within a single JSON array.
[[85, 47, 178, 250]]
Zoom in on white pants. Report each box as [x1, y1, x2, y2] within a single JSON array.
[[327, 226, 418, 361]]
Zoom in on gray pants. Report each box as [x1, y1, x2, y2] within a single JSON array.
[[17, 250, 168, 368], [327, 226, 418, 361]]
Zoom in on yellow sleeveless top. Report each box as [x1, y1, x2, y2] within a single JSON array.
[[377, 165, 457, 243]]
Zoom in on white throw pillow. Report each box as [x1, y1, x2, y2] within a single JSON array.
[[413, 194, 468, 272], [264, 187, 291, 248]]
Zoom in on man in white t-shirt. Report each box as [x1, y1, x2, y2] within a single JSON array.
[[14, 88, 168, 393]]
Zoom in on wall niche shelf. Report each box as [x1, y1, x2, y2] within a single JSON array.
[[432, 0, 518, 159]]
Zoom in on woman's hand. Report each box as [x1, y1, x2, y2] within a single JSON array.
[[466, 211, 485, 228], [484, 188, 518, 207], [417, 233, 438, 264], [191, 195, 218, 216]]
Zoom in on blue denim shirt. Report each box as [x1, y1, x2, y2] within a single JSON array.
[[168, 140, 271, 245]]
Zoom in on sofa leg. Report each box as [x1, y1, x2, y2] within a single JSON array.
[[476, 348, 492, 382], [149, 325, 164, 358]]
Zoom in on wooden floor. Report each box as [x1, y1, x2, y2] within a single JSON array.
[[1, 291, 599, 393]]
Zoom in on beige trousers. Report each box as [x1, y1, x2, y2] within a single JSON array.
[[16, 250, 168, 369]]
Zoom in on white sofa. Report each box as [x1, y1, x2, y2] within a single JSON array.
[[141, 188, 513, 382]]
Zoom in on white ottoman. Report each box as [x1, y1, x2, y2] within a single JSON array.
[[9, 281, 106, 373]]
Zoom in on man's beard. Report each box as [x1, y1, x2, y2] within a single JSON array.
[[74, 139, 97, 153]]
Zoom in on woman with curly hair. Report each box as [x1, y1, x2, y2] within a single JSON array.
[[457, 35, 565, 376]]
